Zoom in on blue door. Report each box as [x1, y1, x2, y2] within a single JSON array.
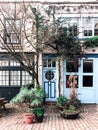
[[43, 69, 56, 101]]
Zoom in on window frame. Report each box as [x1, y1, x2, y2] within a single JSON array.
[[4, 18, 21, 44]]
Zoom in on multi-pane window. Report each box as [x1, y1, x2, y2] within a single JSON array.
[[0, 58, 33, 87], [57, 17, 78, 36], [82, 59, 93, 87], [43, 59, 56, 67], [5, 19, 21, 44], [83, 17, 98, 37]]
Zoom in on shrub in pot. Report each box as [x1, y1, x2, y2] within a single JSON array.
[[10, 84, 45, 122]]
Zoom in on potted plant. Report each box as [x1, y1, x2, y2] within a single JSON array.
[[29, 87, 45, 122], [56, 95, 68, 111], [10, 85, 45, 123], [58, 74, 81, 119]]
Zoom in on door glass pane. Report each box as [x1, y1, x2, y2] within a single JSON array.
[[83, 76, 93, 87], [66, 60, 78, 72], [52, 59, 56, 67], [83, 60, 93, 73], [43, 59, 47, 67], [66, 75, 78, 88]]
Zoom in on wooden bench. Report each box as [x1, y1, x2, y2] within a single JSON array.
[[0, 98, 8, 110]]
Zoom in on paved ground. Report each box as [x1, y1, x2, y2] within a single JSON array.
[[0, 104, 98, 130]]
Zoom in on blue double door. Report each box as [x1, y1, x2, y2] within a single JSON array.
[[43, 69, 57, 102]]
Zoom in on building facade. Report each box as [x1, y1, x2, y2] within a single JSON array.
[[0, 1, 98, 103]]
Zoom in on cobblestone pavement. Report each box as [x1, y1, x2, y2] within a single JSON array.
[[0, 104, 98, 130]]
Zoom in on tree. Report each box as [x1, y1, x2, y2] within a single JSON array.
[[0, 2, 54, 86]]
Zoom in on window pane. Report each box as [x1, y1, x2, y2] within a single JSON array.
[[66, 60, 78, 72], [0, 71, 9, 85], [10, 60, 20, 66], [10, 71, 20, 85], [83, 60, 93, 73], [83, 18, 92, 36], [83, 76, 93, 87], [48, 59, 51, 67], [22, 71, 32, 85], [0, 60, 9, 66], [66, 75, 78, 88], [43, 59, 47, 67], [52, 59, 56, 67], [5, 19, 21, 44]]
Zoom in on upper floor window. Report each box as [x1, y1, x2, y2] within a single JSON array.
[[83, 17, 98, 37], [5, 19, 21, 44], [57, 17, 78, 37]]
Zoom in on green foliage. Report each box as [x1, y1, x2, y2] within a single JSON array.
[[83, 36, 98, 48], [56, 95, 68, 107], [10, 85, 45, 108], [10, 87, 31, 105]]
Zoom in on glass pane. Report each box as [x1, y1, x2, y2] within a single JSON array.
[[10, 71, 20, 85], [48, 59, 51, 67], [0, 60, 9, 66], [83, 76, 93, 87], [66, 60, 78, 72], [83, 60, 93, 73], [22, 71, 32, 85], [52, 59, 56, 67], [10, 60, 20, 66], [66, 75, 78, 88], [0, 71, 9, 85], [43, 59, 47, 67], [83, 18, 92, 36]]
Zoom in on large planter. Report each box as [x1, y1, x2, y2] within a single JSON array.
[[24, 114, 35, 124], [60, 110, 80, 119]]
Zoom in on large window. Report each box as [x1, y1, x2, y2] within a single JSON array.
[[0, 58, 33, 87], [5, 19, 21, 44], [83, 17, 98, 37]]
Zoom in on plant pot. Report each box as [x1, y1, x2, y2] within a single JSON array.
[[29, 107, 44, 116], [24, 114, 35, 124], [60, 110, 80, 119], [36, 115, 44, 123]]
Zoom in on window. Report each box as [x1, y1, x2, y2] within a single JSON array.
[[66, 60, 79, 88], [83, 17, 98, 37], [66, 75, 78, 88], [82, 59, 93, 87], [57, 17, 78, 37], [5, 19, 21, 44], [83, 76, 93, 87], [0, 58, 33, 87], [83, 60, 93, 73], [66, 60, 78, 72], [43, 59, 56, 67]]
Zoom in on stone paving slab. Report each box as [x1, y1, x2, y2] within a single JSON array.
[[0, 104, 98, 130]]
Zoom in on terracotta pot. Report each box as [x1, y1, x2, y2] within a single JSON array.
[[24, 114, 35, 124]]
